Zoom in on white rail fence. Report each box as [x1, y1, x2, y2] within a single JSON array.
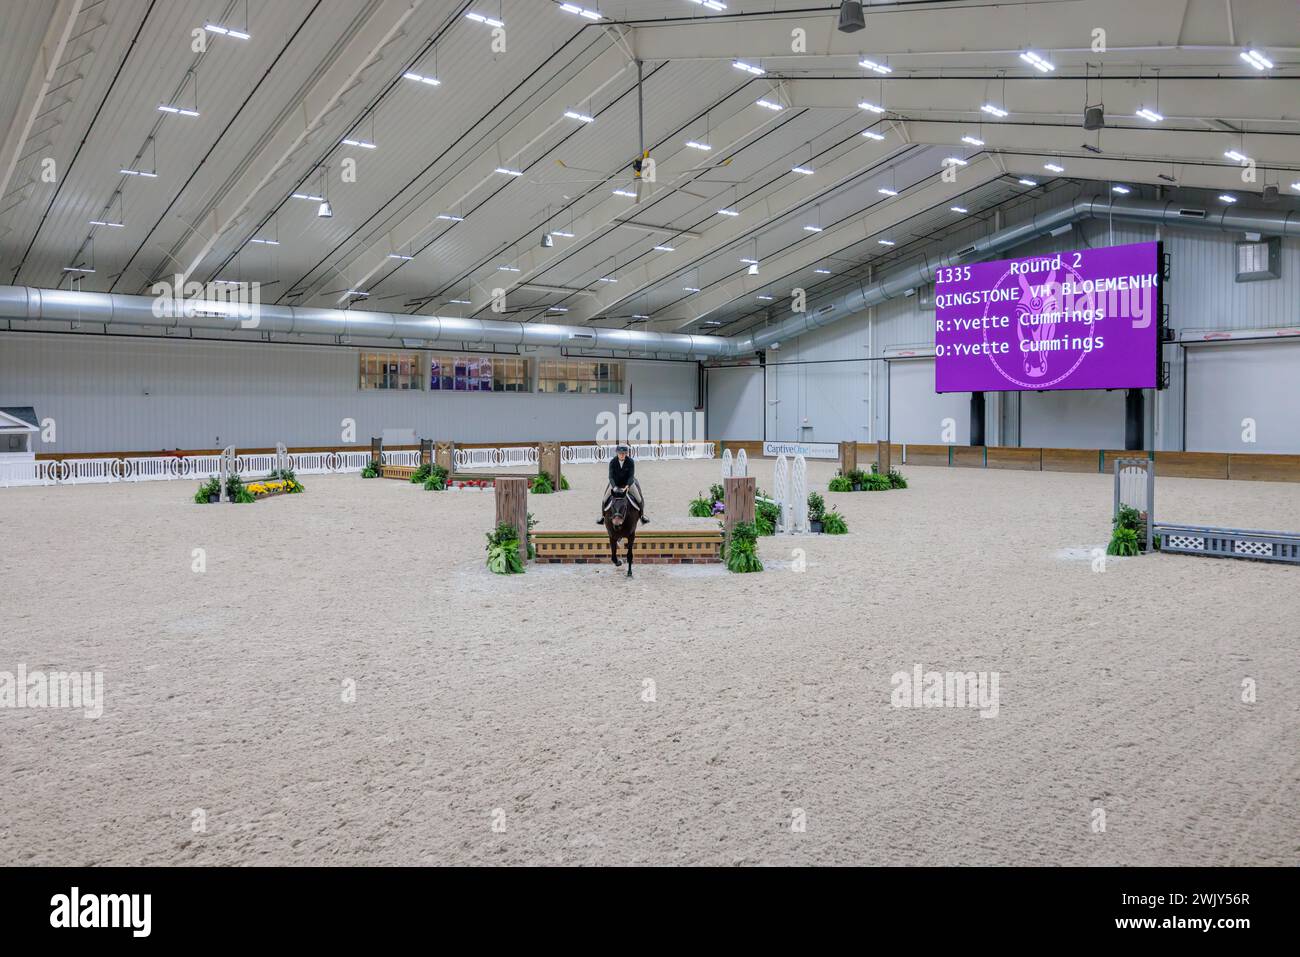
[[0, 443, 714, 488]]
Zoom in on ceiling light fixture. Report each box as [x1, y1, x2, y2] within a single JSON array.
[[559, 3, 603, 19], [1019, 51, 1055, 72], [1224, 149, 1250, 163], [757, 295, 774, 301], [685, 141, 712, 151], [1111, 184, 1130, 194], [755, 99, 784, 111], [814, 268, 831, 275], [654, 245, 675, 252], [1219, 194, 1238, 204], [686, 1, 726, 11], [552, 230, 575, 238], [157, 104, 199, 117], [791, 166, 814, 175], [733, 61, 765, 76], [1018, 178, 1038, 187], [803, 225, 823, 232], [119, 168, 158, 178], [437, 214, 464, 221], [498, 265, 521, 272], [466, 12, 504, 28], [1044, 163, 1064, 173], [564, 110, 595, 123], [950, 206, 969, 213], [204, 23, 250, 40], [613, 189, 637, 198], [341, 138, 376, 149], [858, 101, 885, 114], [388, 253, 414, 260], [878, 187, 898, 196], [89, 219, 124, 228], [878, 239, 895, 246], [1240, 49, 1273, 71], [716, 208, 740, 217], [860, 59, 891, 74], [1136, 107, 1163, 123], [961, 135, 985, 146], [683, 286, 701, 293], [291, 192, 324, 202], [943, 157, 968, 166], [981, 104, 1008, 118], [248, 237, 279, 245], [495, 167, 523, 176], [861, 130, 885, 141], [403, 71, 441, 86]]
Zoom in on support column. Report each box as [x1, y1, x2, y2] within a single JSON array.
[[419, 438, 432, 466], [839, 440, 857, 477], [970, 391, 986, 448], [538, 442, 562, 490], [876, 439, 891, 475], [1125, 389, 1144, 451], [723, 476, 756, 542], [435, 441, 454, 476], [495, 477, 530, 563]]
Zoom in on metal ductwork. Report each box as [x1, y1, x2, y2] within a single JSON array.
[[0, 285, 732, 359], [0, 197, 1295, 361], [725, 196, 1300, 356]]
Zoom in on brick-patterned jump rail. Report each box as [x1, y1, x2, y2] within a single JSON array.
[[533, 530, 722, 564]]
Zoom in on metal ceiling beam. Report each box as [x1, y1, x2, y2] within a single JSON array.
[[155, 0, 430, 292], [627, 0, 1213, 62], [0, 0, 85, 220], [562, 127, 914, 324], [406, 76, 791, 315], [298, 44, 641, 307], [657, 155, 1006, 331], [784, 77, 1300, 126]]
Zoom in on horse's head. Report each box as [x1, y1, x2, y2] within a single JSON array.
[[607, 488, 630, 526]]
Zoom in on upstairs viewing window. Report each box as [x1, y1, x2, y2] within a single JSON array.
[[430, 354, 530, 392], [537, 359, 622, 394], [360, 352, 423, 390]]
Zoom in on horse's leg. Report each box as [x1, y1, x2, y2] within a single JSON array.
[[609, 528, 621, 566], [625, 526, 634, 577]]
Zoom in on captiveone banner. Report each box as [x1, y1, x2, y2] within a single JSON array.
[[933, 241, 1162, 393]]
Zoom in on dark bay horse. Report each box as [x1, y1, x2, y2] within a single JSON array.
[[603, 488, 641, 578]]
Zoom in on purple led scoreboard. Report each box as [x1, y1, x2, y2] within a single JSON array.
[[933, 241, 1162, 393]]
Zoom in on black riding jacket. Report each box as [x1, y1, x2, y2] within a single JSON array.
[[608, 456, 634, 488]]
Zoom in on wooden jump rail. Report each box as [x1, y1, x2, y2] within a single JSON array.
[[380, 465, 418, 480], [533, 530, 723, 564]]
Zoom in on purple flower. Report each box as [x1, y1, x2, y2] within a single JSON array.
[[712, 501, 726, 513]]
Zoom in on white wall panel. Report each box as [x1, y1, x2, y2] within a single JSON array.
[[0, 333, 696, 452], [706, 365, 763, 439], [887, 358, 970, 444], [1185, 340, 1300, 454], [1019, 390, 1126, 449]]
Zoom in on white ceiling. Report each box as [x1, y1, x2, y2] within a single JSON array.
[[0, 0, 1296, 341]]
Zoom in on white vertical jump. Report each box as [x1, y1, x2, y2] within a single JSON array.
[[772, 454, 789, 533], [721, 449, 733, 478], [791, 454, 808, 534], [735, 448, 748, 477]]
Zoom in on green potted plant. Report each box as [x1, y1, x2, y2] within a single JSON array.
[[754, 494, 780, 536], [485, 521, 525, 574], [423, 463, 448, 490], [529, 472, 555, 494], [709, 483, 725, 505], [887, 469, 907, 489], [1107, 504, 1147, 555], [688, 492, 713, 517], [225, 473, 254, 504], [807, 492, 826, 533], [360, 458, 381, 479], [723, 520, 763, 573], [194, 475, 222, 504], [821, 507, 848, 535], [828, 475, 852, 492]]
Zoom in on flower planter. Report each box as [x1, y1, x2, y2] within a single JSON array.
[[852, 483, 862, 492], [809, 520, 824, 534], [208, 493, 221, 503]]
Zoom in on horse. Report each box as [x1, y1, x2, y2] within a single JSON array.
[[603, 487, 641, 578]]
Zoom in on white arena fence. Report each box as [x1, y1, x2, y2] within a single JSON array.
[[0, 443, 713, 488]]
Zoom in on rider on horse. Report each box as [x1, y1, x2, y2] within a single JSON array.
[[598, 444, 649, 525]]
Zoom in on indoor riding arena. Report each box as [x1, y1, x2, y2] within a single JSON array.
[[2, 0, 1297, 882]]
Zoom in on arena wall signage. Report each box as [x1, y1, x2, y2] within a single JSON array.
[[762, 441, 839, 459], [934, 242, 1162, 393]]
